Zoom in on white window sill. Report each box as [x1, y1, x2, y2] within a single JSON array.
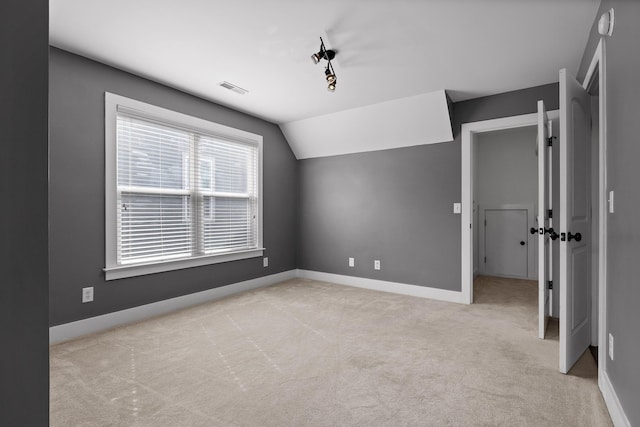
[[104, 248, 265, 281]]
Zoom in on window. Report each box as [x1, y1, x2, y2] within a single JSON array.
[[105, 93, 263, 280]]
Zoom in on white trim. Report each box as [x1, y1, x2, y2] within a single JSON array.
[[600, 371, 631, 427], [583, 38, 609, 392], [104, 248, 264, 280], [558, 68, 570, 374], [461, 110, 560, 305], [50, 269, 465, 344], [296, 270, 464, 303], [49, 270, 296, 344], [104, 92, 264, 281]]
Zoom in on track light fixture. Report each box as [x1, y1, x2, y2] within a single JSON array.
[[311, 37, 338, 92]]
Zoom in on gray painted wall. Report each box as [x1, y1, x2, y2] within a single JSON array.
[[49, 48, 297, 326], [298, 84, 559, 292], [475, 127, 538, 209], [578, 1, 640, 424], [298, 143, 461, 289], [0, 0, 49, 424]]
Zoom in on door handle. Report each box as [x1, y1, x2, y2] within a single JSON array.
[[530, 227, 538, 235], [560, 232, 582, 242], [545, 228, 559, 240], [520, 241, 526, 246]]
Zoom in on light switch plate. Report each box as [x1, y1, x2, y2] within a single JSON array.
[[608, 190, 614, 213], [348, 257, 354, 267], [453, 203, 461, 214], [609, 333, 614, 360]]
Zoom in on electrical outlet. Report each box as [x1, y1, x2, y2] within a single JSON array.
[[348, 257, 354, 267], [608, 333, 614, 360], [263, 257, 269, 267], [82, 287, 94, 303], [374, 260, 381, 270]]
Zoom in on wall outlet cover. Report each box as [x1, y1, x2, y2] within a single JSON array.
[[374, 260, 381, 270], [82, 287, 94, 303], [348, 257, 354, 267], [263, 257, 269, 267]]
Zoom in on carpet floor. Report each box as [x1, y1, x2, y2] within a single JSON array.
[[50, 276, 612, 426]]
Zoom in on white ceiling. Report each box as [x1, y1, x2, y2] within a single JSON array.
[[50, 0, 600, 158]]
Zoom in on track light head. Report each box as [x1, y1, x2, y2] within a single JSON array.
[[325, 67, 336, 84], [311, 48, 336, 64], [327, 81, 336, 92]]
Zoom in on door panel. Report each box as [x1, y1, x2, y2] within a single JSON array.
[[484, 209, 528, 278], [559, 68, 592, 374], [571, 246, 589, 330], [572, 102, 589, 220]]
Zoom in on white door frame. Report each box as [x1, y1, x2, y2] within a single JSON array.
[[461, 110, 559, 304], [583, 38, 608, 387]]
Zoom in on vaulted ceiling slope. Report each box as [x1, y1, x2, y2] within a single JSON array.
[[282, 90, 453, 159], [50, 0, 600, 158]]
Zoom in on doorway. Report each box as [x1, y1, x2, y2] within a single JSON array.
[[474, 126, 539, 281], [461, 111, 559, 305]]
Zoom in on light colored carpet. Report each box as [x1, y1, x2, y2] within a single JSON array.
[[50, 276, 612, 426]]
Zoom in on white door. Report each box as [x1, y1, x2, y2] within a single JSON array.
[[559, 68, 592, 374], [537, 101, 552, 339], [484, 209, 528, 278]]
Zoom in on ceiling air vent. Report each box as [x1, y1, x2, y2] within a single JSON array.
[[218, 81, 248, 95]]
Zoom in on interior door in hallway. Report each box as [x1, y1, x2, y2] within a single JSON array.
[[559, 68, 592, 374], [484, 209, 528, 278], [537, 100, 552, 339]]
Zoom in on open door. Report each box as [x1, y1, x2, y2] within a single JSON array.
[[559, 69, 592, 374], [537, 101, 552, 339]]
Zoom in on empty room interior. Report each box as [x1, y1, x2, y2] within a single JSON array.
[[3, 0, 640, 426]]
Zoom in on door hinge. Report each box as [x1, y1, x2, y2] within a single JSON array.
[[484, 256, 487, 263], [547, 209, 553, 219], [547, 136, 556, 147], [547, 280, 553, 290]]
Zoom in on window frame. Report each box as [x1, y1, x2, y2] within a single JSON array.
[[104, 92, 263, 280]]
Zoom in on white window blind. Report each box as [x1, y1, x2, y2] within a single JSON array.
[[105, 93, 263, 280], [197, 135, 258, 253]]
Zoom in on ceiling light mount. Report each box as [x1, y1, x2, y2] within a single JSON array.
[[311, 37, 338, 92]]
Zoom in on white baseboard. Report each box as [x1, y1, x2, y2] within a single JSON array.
[[600, 370, 631, 427], [49, 270, 297, 345], [49, 269, 471, 344], [296, 270, 464, 304]]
